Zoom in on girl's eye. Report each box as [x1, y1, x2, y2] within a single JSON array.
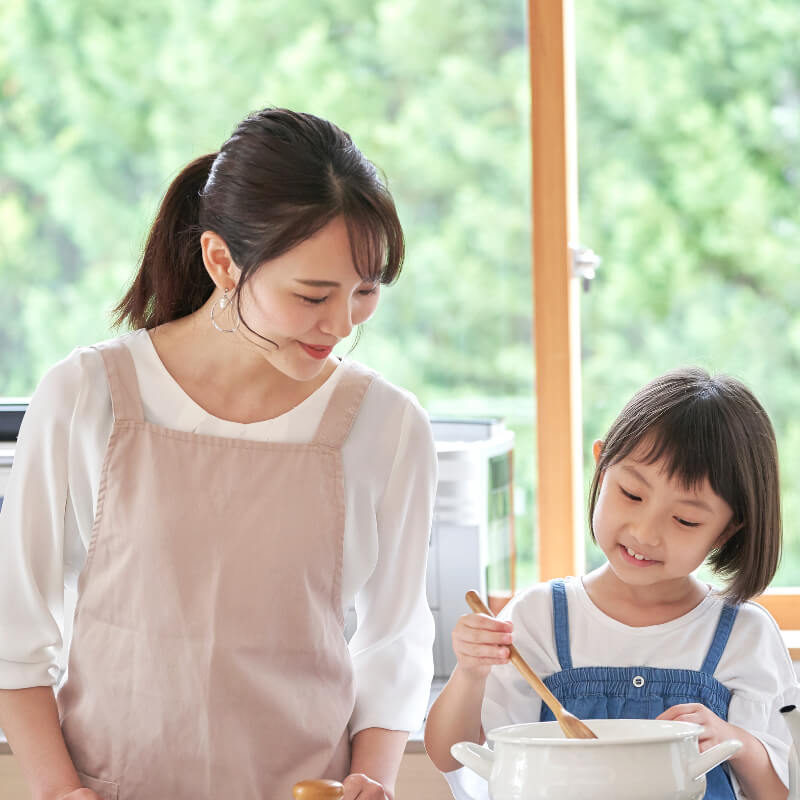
[[298, 294, 328, 305], [358, 287, 378, 297], [675, 517, 701, 528], [620, 487, 641, 502]]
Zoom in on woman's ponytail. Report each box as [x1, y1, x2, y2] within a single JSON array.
[[114, 153, 217, 330]]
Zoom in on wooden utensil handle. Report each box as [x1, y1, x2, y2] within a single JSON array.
[[464, 590, 564, 719], [292, 779, 344, 798]]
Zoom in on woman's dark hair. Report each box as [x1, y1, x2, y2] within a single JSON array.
[[114, 107, 404, 329], [587, 367, 781, 604]]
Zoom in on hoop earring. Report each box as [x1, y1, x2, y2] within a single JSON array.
[[210, 289, 240, 333]]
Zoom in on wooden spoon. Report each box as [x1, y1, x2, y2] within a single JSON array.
[[465, 590, 598, 740], [292, 779, 344, 799]]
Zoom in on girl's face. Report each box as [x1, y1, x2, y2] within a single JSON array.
[[592, 440, 738, 593], [235, 215, 381, 382]]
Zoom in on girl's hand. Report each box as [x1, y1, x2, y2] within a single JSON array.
[[342, 772, 391, 799], [54, 791, 103, 800], [452, 612, 513, 680], [656, 703, 742, 756]]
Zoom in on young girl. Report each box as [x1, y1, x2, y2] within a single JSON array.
[[0, 108, 436, 800], [425, 368, 799, 800]]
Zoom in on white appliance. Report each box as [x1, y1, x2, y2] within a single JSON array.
[[428, 418, 515, 678]]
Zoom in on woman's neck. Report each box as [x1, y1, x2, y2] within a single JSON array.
[[581, 564, 710, 627], [147, 312, 336, 424]]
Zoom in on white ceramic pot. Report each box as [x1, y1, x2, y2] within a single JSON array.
[[451, 719, 742, 800]]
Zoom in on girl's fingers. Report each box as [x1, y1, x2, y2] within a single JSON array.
[[656, 703, 703, 721], [460, 613, 513, 633], [454, 642, 511, 661], [454, 622, 513, 646]]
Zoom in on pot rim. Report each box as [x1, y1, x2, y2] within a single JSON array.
[[488, 719, 704, 746]]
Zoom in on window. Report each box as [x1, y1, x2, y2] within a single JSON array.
[[530, 0, 799, 649]]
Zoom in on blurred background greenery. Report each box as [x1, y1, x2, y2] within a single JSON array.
[[0, 0, 797, 585]]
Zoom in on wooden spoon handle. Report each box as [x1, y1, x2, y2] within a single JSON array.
[[292, 779, 344, 799], [464, 590, 564, 719]]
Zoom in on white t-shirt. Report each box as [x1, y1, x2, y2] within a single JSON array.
[[0, 329, 437, 736], [445, 575, 799, 799]]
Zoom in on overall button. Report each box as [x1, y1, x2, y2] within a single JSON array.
[[632, 675, 645, 688]]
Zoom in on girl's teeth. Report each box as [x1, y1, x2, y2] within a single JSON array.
[[626, 546, 648, 561]]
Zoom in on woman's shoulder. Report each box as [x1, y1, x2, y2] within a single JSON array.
[[349, 361, 433, 444], [353, 361, 426, 413], [41, 332, 146, 392]]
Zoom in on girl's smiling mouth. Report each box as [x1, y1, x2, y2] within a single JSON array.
[[619, 544, 659, 566]]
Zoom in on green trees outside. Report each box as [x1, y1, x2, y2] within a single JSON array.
[[0, 0, 797, 583]]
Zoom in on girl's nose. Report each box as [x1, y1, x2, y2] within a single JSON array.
[[629, 522, 662, 549]]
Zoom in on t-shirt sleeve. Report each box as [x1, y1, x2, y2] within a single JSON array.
[[724, 602, 800, 794], [347, 394, 437, 735]]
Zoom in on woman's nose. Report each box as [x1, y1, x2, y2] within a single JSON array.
[[321, 300, 353, 339]]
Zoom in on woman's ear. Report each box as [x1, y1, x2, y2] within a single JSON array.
[[592, 439, 604, 465], [200, 231, 241, 290]]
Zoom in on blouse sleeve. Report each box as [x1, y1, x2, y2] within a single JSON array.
[[347, 394, 437, 735], [0, 354, 81, 688]]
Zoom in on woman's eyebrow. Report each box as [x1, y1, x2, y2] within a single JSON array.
[[294, 279, 340, 287]]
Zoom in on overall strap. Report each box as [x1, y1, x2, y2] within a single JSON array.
[[700, 604, 739, 675], [92, 340, 145, 423], [313, 360, 376, 449], [551, 578, 573, 670]]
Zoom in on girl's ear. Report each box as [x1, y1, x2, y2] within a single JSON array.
[[593, 440, 604, 465], [715, 519, 743, 549]]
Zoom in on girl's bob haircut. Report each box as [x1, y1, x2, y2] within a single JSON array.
[[587, 367, 781, 604]]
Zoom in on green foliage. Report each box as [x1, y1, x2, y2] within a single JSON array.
[[0, 0, 797, 585]]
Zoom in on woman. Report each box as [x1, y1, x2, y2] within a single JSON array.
[[0, 108, 436, 800]]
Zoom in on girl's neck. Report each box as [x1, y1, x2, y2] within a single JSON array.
[[581, 564, 711, 627]]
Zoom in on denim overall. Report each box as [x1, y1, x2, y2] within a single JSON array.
[[539, 580, 738, 800]]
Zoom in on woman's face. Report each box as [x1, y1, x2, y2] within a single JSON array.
[[235, 215, 381, 381]]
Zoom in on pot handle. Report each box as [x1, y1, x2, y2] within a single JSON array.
[[688, 738, 743, 781], [450, 741, 495, 781]]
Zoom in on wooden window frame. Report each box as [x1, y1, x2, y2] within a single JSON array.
[[527, 0, 799, 658]]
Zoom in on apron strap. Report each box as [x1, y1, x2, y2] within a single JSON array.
[[550, 579, 573, 670], [93, 340, 145, 423], [313, 360, 376, 449], [699, 604, 739, 675]]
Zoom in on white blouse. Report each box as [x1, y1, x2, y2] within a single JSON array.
[[0, 329, 437, 736]]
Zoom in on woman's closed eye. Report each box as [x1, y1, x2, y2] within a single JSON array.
[[296, 286, 377, 305], [297, 294, 328, 305]]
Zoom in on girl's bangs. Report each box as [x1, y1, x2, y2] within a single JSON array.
[[628, 407, 737, 505]]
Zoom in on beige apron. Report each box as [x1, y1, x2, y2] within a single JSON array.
[[57, 339, 375, 800]]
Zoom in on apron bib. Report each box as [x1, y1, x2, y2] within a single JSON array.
[[539, 579, 738, 800], [57, 340, 375, 799]]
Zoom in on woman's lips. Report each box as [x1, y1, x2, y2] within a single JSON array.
[[619, 543, 658, 566], [299, 342, 333, 360]]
